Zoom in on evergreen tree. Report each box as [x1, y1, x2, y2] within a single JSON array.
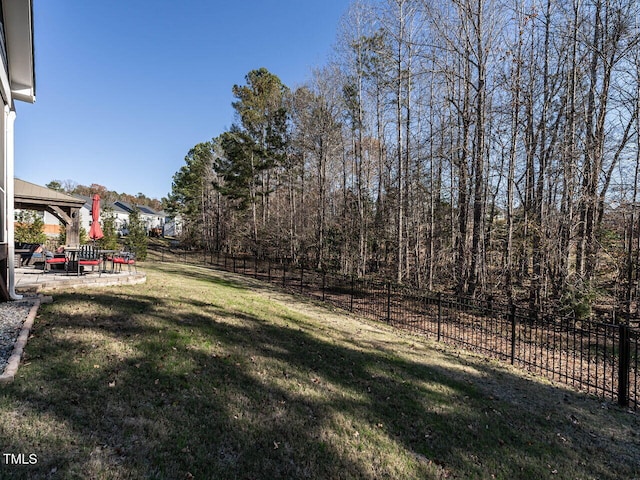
[[98, 206, 119, 250], [45, 180, 64, 192], [216, 128, 262, 210], [126, 207, 148, 260], [15, 211, 47, 244], [216, 68, 290, 249], [167, 142, 216, 248]]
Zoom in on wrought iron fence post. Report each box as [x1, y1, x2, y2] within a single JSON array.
[[300, 264, 304, 293], [254, 256, 258, 279], [282, 259, 286, 287], [618, 324, 631, 407], [386, 281, 391, 323], [268, 258, 271, 282], [350, 275, 355, 312], [437, 293, 442, 342], [243, 256, 246, 273], [322, 271, 326, 301], [509, 303, 516, 365], [233, 256, 236, 273]]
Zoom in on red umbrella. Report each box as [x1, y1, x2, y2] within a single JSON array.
[[89, 194, 104, 241]]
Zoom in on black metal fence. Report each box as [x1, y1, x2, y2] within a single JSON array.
[[159, 248, 639, 410]]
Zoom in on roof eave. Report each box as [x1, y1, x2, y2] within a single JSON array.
[[3, 0, 35, 104]]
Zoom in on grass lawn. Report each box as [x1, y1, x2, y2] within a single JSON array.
[[1, 262, 639, 479]]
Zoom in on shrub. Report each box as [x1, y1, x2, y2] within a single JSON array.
[[15, 211, 47, 244]]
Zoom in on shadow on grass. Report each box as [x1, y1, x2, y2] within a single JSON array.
[[152, 262, 250, 290], [0, 267, 638, 479]]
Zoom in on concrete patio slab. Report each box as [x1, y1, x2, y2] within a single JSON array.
[[14, 266, 146, 292]]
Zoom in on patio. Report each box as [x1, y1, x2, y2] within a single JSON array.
[[14, 265, 146, 293]]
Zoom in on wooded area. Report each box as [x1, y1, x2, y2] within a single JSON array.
[[167, 0, 640, 318]]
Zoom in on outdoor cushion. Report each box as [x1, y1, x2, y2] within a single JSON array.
[[79, 259, 100, 266], [45, 257, 66, 264], [113, 257, 134, 264]]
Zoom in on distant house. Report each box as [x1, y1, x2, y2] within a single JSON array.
[[16, 207, 66, 238], [138, 205, 164, 234], [42, 210, 64, 237], [73, 194, 92, 234], [42, 198, 164, 238], [163, 214, 183, 237], [111, 202, 130, 235], [67, 197, 132, 236], [1, 1, 36, 299], [113, 200, 164, 235]]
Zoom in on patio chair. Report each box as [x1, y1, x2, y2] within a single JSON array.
[[76, 244, 102, 276], [44, 254, 66, 273], [18, 243, 45, 267], [112, 251, 136, 273]]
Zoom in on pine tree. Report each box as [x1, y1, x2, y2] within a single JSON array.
[[98, 206, 118, 250], [167, 142, 216, 248], [125, 207, 148, 260]]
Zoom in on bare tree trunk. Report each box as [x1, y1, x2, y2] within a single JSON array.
[[395, 1, 405, 284], [468, 0, 487, 298]]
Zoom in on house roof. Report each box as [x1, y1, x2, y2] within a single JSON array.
[[113, 200, 133, 213], [72, 196, 135, 216], [112, 200, 159, 216], [138, 205, 159, 215], [73, 194, 92, 209], [15, 178, 85, 210], [111, 203, 130, 215], [2, 0, 35, 104]]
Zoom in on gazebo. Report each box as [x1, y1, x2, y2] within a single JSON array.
[[0, 179, 85, 300], [14, 179, 84, 245]]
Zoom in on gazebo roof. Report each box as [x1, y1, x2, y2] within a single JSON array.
[[14, 178, 85, 210]]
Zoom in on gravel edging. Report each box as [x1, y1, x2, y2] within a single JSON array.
[[0, 295, 50, 384]]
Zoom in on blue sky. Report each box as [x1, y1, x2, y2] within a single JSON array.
[[14, 1, 350, 200]]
